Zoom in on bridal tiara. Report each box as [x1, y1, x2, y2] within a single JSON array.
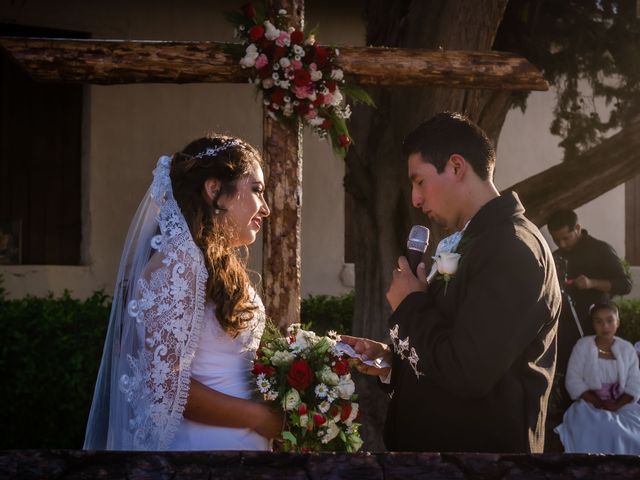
[[193, 139, 242, 159]]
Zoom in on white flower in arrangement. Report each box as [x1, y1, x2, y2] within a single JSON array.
[[331, 89, 344, 107], [343, 402, 359, 425], [318, 366, 340, 386], [279, 80, 291, 89], [282, 389, 301, 411], [262, 78, 275, 89], [335, 374, 355, 400], [240, 44, 259, 68], [305, 34, 316, 46], [265, 390, 278, 401], [299, 413, 308, 427], [278, 9, 287, 15], [271, 350, 296, 367], [272, 72, 280, 80], [321, 420, 341, 444], [290, 329, 319, 351], [318, 400, 331, 413], [330, 69, 344, 81], [310, 69, 323, 82], [264, 20, 280, 41], [315, 383, 329, 398], [263, 98, 271, 106], [279, 57, 291, 68], [433, 252, 461, 277], [327, 389, 338, 403], [308, 117, 325, 127], [293, 44, 305, 56], [256, 374, 271, 393]]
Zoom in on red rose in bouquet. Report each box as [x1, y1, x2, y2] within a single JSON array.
[[287, 359, 314, 390], [248, 25, 265, 42]]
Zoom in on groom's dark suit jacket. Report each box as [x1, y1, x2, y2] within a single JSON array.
[[384, 193, 561, 453]]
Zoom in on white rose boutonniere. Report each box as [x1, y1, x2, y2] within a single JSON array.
[[433, 252, 461, 295]]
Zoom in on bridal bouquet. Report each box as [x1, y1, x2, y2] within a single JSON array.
[[252, 323, 363, 452]]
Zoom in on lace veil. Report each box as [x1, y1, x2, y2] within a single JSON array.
[[84, 155, 208, 450]]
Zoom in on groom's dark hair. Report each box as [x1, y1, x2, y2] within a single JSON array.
[[402, 112, 496, 180]]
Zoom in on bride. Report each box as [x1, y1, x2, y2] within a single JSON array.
[[84, 134, 283, 450]]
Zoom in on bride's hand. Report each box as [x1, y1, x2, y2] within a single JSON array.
[[251, 403, 285, 439]]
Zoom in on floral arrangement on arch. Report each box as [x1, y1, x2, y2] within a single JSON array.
[[226, 2, 373, 157], [252, 322, 363, 452]]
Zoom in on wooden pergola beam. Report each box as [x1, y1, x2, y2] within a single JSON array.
[[0, 37, 548, 90]]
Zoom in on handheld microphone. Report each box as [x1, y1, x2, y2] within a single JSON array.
[[406, 225, 430, 275]]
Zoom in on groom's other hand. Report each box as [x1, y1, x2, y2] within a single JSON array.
[[340, 335, 392, 377], [386, 256, 428, 312]]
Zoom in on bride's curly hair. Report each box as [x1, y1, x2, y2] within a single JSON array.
[[170, 134, 261, 337]]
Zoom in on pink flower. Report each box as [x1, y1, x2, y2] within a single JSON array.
[[305, 108, 318, 119], [291, 60, 303, 70], [255, 54, 269, 69], [323, 93, 333, 105], [276, 31, 291, 47], [294, 85, 312, 99]]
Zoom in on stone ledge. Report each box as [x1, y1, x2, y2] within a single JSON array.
[[2, 450, 640, 479]]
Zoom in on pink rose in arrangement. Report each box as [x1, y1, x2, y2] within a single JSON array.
[[255, 54, 269, 69]]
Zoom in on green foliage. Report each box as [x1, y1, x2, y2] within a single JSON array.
[[300, 291, 354, 336], [0, 289, 355, 448], [495, 0, 640, 159], [0, 291, 111, 448], [615, 298, 640, 344]]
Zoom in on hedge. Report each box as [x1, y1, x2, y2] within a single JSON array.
[[2, 284, 639, 449]]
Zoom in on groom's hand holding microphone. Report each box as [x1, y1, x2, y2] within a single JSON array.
[[386, 225, 430, 312]]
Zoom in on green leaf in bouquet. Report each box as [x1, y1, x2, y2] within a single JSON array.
[[341, 84, 376, 107], [282, 431, 298, 445]]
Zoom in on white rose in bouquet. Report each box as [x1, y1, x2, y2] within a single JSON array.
[[271, 350, 296, 367], [318, 366, 340, 386], [335, 374, 355, 400], [320, 420, 341, 444], [282, 389, 301, 411]]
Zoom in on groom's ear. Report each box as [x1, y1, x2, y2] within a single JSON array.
[[448, 154, 467, 179]]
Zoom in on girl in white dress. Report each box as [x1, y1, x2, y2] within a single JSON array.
[[555, 302, 640, 454], [84, 135, 282, 450]]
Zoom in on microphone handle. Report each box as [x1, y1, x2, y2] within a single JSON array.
[[406, 249, 424, 275]]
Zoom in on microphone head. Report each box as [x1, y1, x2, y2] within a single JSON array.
[[407, 225, 430, 253]]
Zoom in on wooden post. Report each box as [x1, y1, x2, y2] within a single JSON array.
[[262, 0, 304, 328]]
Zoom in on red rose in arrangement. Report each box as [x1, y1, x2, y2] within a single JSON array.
[[340, 403, 352, 422], [290, 30, 304, 45], [293, 69, 311, 87], [338, 134, 351, 148], [270, 88, 285, 105], [298, 403, 308, 415], [325, 80, 337, 93], [332, 358, 350, 375], [313, 414, 326, 426], [252, 363, 274, 376], [287, 359, 314, 390], [321, 119, 333, 130], [248, 25, 265, 42]]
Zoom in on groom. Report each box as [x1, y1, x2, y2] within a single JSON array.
[[343, 112, 561, 453]]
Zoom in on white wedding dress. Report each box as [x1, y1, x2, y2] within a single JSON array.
[[169, 300, 270, 451]]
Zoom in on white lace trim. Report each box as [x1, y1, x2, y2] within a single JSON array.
[[119, 155, 208, 450]]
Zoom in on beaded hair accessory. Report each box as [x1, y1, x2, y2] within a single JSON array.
[[193, 139, 242, 159]]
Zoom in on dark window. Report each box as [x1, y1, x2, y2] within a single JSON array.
[[0, 24, 86, 264], [626, 174, 640, 266]]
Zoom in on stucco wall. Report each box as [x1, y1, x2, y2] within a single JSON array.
[[1, 1, 636, 300], [0, 0, 363, 299]]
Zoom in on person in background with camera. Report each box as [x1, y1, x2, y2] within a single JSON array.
[[547, 209, 632, 376]]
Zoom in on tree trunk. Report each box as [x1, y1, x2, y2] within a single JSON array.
[[346, 0, 511, 451], [506, 119, 640, 226]]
